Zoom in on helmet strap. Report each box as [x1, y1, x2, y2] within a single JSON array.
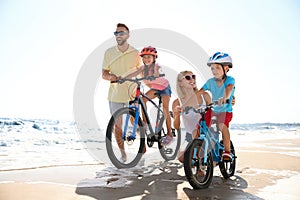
[[152, 55, 156, 63], [222, 65, 227, 80]]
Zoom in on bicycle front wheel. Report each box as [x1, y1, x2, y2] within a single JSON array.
[[106, 107, 145, 168], [183, 139, 214, 189]]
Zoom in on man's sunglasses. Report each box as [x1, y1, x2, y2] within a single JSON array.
[[184, 75, 196, 80], [113, 31, 128, 36]]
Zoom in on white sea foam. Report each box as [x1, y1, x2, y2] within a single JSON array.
[[1, 118, 300, 171], [1, 118, 300, 188]]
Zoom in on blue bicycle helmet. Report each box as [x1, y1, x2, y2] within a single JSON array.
[[207, 52, 233, 68]]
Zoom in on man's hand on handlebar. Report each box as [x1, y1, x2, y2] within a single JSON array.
[[109, 74, 122, 82]]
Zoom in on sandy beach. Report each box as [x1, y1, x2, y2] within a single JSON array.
[[1, 137, 300, 200]]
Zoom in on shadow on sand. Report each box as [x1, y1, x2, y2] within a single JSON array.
[[75, 161, 262, 200]]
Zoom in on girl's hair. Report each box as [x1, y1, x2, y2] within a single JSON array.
[[176, 70, 198, 99]]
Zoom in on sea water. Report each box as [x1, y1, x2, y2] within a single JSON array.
[[1, 118, 300, 171]]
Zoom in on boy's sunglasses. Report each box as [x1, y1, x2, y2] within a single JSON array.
[[184, 75, 196, 80], [113, 31, 128, 36]]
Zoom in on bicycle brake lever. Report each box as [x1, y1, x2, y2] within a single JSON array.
[[118, 79, 125, 84]]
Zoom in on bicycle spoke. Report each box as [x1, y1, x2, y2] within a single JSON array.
[[184, 139, 214, 189], [106, 108, 145, 168]]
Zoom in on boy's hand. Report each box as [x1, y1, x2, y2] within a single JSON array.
[[232, 96, 235, 106], [218, 97, 226, 106]]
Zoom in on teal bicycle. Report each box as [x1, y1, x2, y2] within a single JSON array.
[[183, 101, 236, 189], [106, 75, 181, 168]]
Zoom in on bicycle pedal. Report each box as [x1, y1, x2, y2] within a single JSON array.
[[147, 137, 154, 147], [171, 128, 176, 137]]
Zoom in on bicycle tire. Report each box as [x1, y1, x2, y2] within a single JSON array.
[[158, 128, 181, 161], [184, 139, 214, 189], [106, 107, 145, 168], [219, 140, 236, 179], [157, 117, 181, 161]]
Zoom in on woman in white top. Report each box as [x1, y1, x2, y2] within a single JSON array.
[[172, 71, 211, 163]]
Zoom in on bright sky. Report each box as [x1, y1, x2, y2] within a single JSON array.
[[1, 0, 300, 124]]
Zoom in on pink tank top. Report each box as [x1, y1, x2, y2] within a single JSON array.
[[143, 63, 169, 90]]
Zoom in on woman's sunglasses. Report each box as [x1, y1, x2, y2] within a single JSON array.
[[184, 75, 196, 80]]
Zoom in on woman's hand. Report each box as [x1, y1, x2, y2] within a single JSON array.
[[173, 105, 182, 116], [172, 105, 181, 130]]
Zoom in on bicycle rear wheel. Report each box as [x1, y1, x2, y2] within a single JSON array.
[[219, 140, 236, 179], [106, 107, 145, 168], [184, 139, 214, 189], [157, 118, 181, 161]]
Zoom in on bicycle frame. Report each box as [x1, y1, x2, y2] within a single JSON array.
[[185, 103, 230, 167], [197, 118, 224, 165], [122, 80, 165, 141], [183, 101, 236, 188], [106, 74, 181, 169]]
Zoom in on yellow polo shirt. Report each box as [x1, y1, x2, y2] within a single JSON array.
[[102, 45, 142, 102]]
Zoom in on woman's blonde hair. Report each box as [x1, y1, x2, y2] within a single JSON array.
[[176, 70, 198, 99]]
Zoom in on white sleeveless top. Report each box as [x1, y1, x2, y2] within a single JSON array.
[[180, 94, 206, 134]]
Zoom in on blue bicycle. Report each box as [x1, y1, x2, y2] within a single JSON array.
[[106, 75, 181, 169], [183, 101, 236, 189]]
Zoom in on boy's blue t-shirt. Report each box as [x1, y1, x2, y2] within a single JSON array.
[[202, 76, 235, 113]]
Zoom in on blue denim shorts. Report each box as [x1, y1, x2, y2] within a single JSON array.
[[151, 84, 171, 96]]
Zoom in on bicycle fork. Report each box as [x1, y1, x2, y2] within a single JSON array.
[[122, 87, 141, 141], [123, 105, 140, 141], [192, 120, 210, 166], [192, 137, 209, 166]]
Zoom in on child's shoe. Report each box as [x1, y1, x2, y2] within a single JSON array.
[[222, 151, 232, 161], [161, 135, 174, 146]]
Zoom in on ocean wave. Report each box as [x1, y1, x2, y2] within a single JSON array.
[[231, 123, 300, 131]]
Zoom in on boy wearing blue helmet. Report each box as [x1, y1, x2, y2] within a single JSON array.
[[199, 52, 235, 161]]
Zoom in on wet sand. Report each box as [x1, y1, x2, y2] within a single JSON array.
[[1, 138, 300, 200]]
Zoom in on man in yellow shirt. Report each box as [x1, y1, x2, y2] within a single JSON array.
[[102, 23, 142, 162], [102, 23, 142, 111]]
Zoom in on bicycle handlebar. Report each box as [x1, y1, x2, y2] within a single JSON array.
[[184, 99, 230, 114], [111, 74, 165, 84]]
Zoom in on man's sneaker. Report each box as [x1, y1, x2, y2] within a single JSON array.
[[161, 135, 174, 146], [222, 151, 232, 161]]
